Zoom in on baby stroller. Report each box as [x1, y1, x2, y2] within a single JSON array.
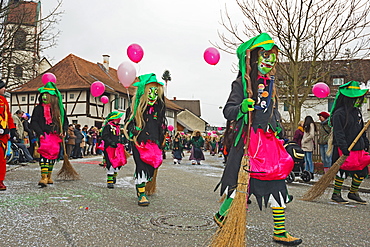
[[284, 141, 311, 183], [6, 141, 20, 165]]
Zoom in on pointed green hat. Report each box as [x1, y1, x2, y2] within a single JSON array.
[[105, 111, 124, 121], [338, 80, 368, 98], [236, 33, 278, 99], [129, 73, 164, 123], [102, 111, 123, 132], [329, 81, 368, 120], [38, 82, 65, 126]]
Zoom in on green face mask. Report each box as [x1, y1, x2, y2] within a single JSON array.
[[354, 97, 366, 107], [42, 94, 48, 104], [148, 87, 158, 106], [257, 49, 277, 75]]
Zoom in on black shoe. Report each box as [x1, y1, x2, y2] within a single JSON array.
[[107, 183, 114, 189], [287, 195, 294, 204], [311, 172, 314, 179], [331, 193, 348, 204], [348, 192, 367, 204]]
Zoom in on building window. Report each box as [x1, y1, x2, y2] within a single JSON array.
[[14, 29, 27, 50], [166, 110, 174, 118], [69, 94, 74, 99], [21, 96, 26, 102], [333, 78, 344, 86], [114, 96, 126, 110], [30, 96, 34, 101], [14, 66, 23, 77]]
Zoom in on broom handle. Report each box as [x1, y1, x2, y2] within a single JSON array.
[[347, 120, 370, 151], [244, 49, 253, 151], [58, 116, 68, 154]]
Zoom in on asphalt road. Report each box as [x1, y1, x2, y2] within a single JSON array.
[[1, 151, 369, 247]]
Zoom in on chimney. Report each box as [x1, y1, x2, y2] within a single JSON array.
[[173, 97, 177, 101], [102, 55, 110, 71]]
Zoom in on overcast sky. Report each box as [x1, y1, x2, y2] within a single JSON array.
[[40, 0, 245, 126]]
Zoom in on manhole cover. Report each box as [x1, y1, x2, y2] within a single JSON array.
[[150, 214, 215, 231]]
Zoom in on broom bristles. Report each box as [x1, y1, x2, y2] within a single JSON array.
[[301, 155, 347, 201], [209, 157, 249, 247], [146, 168, 158, 195], [57, 153, 80, 180]]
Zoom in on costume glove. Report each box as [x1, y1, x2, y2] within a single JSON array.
[[340, 147, 350, 156], [240, 98, 255, 113]]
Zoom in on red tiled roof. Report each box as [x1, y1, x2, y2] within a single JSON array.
[[7, 1, 38, 26], [12, 53, 183, 111], [12, 54, 136, 93]]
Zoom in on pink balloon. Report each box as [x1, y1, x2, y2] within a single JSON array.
[[204, 47, 220, 65], [127, 44, 144, 63], [168, 125, 174, 132], [100, 96, 109, 104], [217, 127, 222, 131], [117, 61, 137, 88], [90, 81, 105, 97], [312, 82, 330, 98], [42, 73, 56, 85]]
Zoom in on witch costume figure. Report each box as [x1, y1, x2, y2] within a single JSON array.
[[214, 33, 302, 245], [123, 73, 167, 206], [172, 132, 183, 164], [329, 81, 370, 205], [189, 130, 205, 165], [30, 82, 68, 187], [101, 111, 127, 189]]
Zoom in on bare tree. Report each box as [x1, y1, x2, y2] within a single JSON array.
[[213, 0, 370, 129], [0, 0, 63, 89]]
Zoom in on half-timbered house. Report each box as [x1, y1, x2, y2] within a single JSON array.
[[10, 54, 183, 128]]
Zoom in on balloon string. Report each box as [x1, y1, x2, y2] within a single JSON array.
[[137, 63, 141, 75], [126, 87, 131, 108]]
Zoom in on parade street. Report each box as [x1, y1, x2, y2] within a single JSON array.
[[1, 151, 370, 247]]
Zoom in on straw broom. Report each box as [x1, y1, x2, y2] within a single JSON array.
[[57, 117, 80, 180], [210, 50, 253, 247], [146, 168, 158, 195], [210, 159, 250, 247], [302, 120, 370, 201]]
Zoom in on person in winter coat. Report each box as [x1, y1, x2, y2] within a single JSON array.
[[101, 111, 126, 189], [301, 116, 317, 179], [72, 124, 84, 158], [0, 80, 16, 191], [329, 81, 370, 204], [317, 112, 332, 173], [213, 33, 301, 246], [293, 121, 304, 147], [30, 82, 68, 187], [189, 130, 205, 165], [22, 113, 36, 159], [172, 132, 183, 164], [66, 124, 76, 158], [123, 73, 167, 206]]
